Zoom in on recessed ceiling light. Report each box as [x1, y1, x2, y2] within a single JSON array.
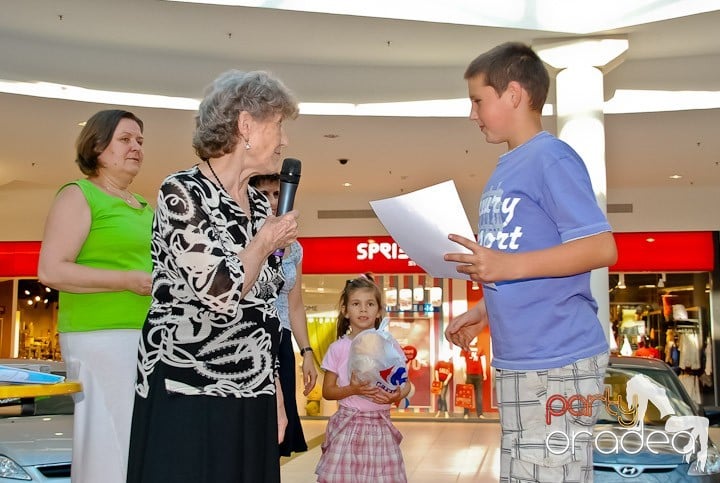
[[669, 174, 683, 180], [646, 237, 655, 243], [343, 182, 351, 187], [78, 121, 86, 127]]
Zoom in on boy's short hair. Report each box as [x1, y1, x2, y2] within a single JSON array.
[[464, 42, 549, 112]]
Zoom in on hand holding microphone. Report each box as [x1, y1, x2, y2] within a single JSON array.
[[274, 158, 301, 256]]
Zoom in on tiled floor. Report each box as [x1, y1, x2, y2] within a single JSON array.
[[282, 416, 720, 483]]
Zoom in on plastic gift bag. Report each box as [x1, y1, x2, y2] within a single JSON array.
[[348, 318, 408, 395]]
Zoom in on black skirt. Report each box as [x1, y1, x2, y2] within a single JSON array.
[[278, 327, 308, 456], [126, 362, 280, 483]]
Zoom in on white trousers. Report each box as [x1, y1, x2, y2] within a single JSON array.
[[60, 329, 140, 483]]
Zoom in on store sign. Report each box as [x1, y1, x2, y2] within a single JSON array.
[[356, 241, 408, 261], [299, 232, 716, 275], [611, 231, 715, 272], [300, 236, 426, 274], [0, 241, 41, 277], [0, 232, 715, 276]]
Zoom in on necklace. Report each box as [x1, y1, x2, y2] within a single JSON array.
[[114, 189, 135, 204], [93, 179, 136, 206], [205, 160, 255, 221], [206, 159, 228, 193]]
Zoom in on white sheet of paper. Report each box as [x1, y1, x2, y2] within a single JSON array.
[[370, 180, 475, 280]]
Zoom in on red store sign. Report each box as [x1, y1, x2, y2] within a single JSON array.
[[299, 236, 427, 274], [0, 232, 715, 277], [299, 232, 716, 274]]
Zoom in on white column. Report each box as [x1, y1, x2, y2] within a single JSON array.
[[537, 38, 628, 343]]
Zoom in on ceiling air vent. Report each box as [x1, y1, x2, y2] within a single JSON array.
[[318, 209, 376, 219], [607, 203, 633, 213]]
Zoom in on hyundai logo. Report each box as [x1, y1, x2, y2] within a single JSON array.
[[616, 465, 642, 477]]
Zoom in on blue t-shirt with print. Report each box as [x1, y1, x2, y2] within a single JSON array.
[[478, 131, 610, 370]]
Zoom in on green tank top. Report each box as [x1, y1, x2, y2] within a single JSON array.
[[57, 179, 153, 332]]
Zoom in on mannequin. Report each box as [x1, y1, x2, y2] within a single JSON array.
[[460, 338, 487, 419], [433, 358, 454, 418]]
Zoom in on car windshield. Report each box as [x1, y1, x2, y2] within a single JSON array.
[[596, 365, 695, 426]]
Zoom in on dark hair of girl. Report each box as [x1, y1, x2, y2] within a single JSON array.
[[336, 274, 383, 339]]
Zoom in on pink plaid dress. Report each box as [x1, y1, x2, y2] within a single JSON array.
[[315, 405, 407, 482]]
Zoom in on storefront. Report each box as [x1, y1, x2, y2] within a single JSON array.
[[299, 235, 488, 416], [608, 231, 718, 407], [1, 231, 718, 414], [299, 231, 719, 414]]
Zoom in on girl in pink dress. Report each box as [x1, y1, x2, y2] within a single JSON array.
[[315, 275, 410, 483]]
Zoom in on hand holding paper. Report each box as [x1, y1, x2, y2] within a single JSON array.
[[369, 180, 475, 280], [443, 234, 500, 288]]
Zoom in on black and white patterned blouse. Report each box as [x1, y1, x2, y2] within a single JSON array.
[[135, 165, 284, 398]]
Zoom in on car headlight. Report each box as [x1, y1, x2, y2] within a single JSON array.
[[0, 454, 31, 480], [688, 443, 720, 476]]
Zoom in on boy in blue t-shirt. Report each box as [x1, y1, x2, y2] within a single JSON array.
[[444, 42, 617, 482]]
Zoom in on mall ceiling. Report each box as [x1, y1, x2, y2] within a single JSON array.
[[0, 1, 719, 206]]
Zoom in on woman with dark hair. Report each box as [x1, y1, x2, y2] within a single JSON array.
[[127, 70, 300, 483], [38, 109, 153, 483]]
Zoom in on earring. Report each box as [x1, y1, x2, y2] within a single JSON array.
[[245, 142, 251, 150]]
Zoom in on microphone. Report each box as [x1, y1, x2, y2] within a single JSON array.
[[277, 157, 301, 216], [274, 157, 301, 256]]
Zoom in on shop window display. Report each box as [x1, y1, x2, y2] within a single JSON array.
[[12, 279, 60, 360], [303, 273, 444, 415], [609, 272, 713, 406], [1, 270, 714, 410]]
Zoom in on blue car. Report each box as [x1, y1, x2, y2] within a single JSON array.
[[593, 356, 720, 481]]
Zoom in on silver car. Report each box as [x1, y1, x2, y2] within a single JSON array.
[[0, 360, 72, 482], [593, 356, 720, 481]]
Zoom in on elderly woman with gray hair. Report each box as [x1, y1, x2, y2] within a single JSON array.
[[126, 70, 300, 483]]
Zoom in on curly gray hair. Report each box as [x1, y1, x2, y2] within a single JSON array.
[[192, 70, 299, 160]]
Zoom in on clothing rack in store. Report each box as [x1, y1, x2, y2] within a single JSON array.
[[673, 319, 701, 339]]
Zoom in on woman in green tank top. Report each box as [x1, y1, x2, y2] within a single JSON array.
[[38, 109, 153, 483]]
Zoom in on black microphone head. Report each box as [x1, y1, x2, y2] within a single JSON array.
[[280, 158, 301, 184]]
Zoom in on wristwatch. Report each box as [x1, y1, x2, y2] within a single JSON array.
[[300, 346, 313, 357]]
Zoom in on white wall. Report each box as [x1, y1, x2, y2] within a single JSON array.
[[0, 184, 57, 241], [293, 185, 720, 237], [606, 186, 720, 232], [1, 184, 718, 242]]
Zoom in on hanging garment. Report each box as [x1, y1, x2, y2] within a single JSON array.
[[620, 336, 633, 356], [666, 339, 680, 368], [679, 374, 702, 404], [705, 337, 713, 376], [678, 332, 701, 370], [609, 326, 618, 351]]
